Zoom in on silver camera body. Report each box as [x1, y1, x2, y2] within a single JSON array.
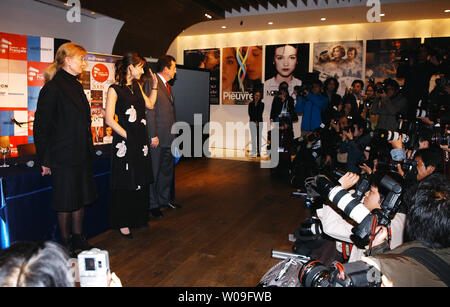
[[77, 248, 110, 287]]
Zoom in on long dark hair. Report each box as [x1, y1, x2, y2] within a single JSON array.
[[115, 52, 146, 86]]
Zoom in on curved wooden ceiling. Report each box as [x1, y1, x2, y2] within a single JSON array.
[[61, 0, 318, 58]]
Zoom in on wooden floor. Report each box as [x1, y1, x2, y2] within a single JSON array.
[[89, 157, 308, 287]]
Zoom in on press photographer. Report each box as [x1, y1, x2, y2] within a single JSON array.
[[295, 78, 328, 136], [313, 171, 406, 263], [299, 173, 450, 287]]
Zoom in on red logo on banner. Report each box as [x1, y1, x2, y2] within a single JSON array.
[[27, 62, 51, 87], [92, 63, 109, 83], [0, 33, 27, 61]]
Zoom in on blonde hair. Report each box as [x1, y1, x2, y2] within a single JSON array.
[[44, 42, 87, 83]]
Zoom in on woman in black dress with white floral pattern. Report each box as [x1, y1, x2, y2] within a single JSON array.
[[105, 52, 158, 238]]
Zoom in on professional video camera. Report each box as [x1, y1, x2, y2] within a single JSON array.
[[305, 173, 403, 247], [77, 248, 110, 287], [298, 258, 381, 287]]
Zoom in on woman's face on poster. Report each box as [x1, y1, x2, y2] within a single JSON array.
[[204, 50, 220, 70], [222, 48, 238, 89], [274, 45, 298, 78], [332, 46, 344, 59], [246, 47, 262, 80]]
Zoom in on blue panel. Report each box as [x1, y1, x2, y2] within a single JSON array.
[[0, 111, 14, 136], [27, 86, 40, 111], [27, 36, 41, 62]]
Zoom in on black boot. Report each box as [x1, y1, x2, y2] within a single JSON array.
[[71, 234, 93, 252], [61, 236, 77, 258]]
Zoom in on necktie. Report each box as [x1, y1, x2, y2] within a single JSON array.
[[166, 82, 171, 96]]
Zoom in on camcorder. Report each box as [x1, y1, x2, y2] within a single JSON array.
[[77, 248, 110, 287], [305, 172, 403, 248]]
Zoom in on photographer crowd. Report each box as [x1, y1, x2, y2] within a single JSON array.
[[267, 43, 449, 287]]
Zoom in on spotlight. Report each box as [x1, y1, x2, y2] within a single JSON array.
[[268, 21, 273, 25], [205, 13, 212, 19], [320, 17, 326, 21], [221, 26, 227, 29]]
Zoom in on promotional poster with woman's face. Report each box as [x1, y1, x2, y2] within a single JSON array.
[[313, 41, 363, 95], [221, 46, 263, 105], [264, 43, 309, 100], [184, 48, 221, 104], [365, 38, 421, 84]]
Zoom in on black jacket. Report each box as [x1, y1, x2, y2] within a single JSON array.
[[34, 69, 94, 168], [248, 100, 264, 122]]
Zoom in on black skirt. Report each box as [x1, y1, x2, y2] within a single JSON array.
[[51, 162, 97, 212], [109, 187, 149, 229]]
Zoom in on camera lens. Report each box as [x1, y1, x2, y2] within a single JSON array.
[[299, 260, 332, 287]]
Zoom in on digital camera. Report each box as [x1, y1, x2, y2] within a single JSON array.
[[77, 248, 110, 287]]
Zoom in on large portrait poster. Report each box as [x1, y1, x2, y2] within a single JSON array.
[[365, 38, 421, 85], [264, 43, 309, 98], [184, 48, 220, 105], [221, 46, 263, 105], [424, 37, 450, 91], [81, 53, 121, 145], [313, 41, 363, 96]]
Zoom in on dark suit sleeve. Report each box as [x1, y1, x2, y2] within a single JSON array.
[[33, 84, 58, 167]]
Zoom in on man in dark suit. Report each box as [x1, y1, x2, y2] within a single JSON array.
[[144, 55, 181, 218]]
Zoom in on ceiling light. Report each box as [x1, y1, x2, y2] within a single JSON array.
[[268, 21, 273, 25], [380, 13, 385, 17], [321, 18, 326, 21], [205, 13, 212, 19], [221, 26, 227, 29], [445, 9, 450, 13]]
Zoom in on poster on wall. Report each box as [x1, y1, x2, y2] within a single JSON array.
[[264, 43, 309, 98], [365, 38, 421, 85], [424, 37, 450, 91], [313, 41, 363, 95], [81, 53, 121, 145], [184, 48, 220, 104], [0, 32, 69, 156], [221, 46, 263, 105]]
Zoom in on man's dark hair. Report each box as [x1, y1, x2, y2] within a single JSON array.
[[383, 78, 400, 91], [324, 77, 339, 93], [351, 79, 364, 89], [415, 147, 443, 172], [404, 173, 450, 249], [157, 55, 176, 73]]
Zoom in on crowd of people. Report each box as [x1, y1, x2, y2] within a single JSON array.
[[261, 44, 449, 287], [0, 41, 449, 287], [0, 43, 182, 286]]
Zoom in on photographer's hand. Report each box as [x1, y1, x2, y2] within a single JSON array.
[[359, 163, 372, 175], [338, 172, 359, 190], [108, 272, 122, 287]]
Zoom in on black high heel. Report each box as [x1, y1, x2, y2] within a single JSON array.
[[119, 229, 133, 239]]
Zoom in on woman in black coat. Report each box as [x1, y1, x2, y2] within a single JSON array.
[[34, 43, 97, 256], [248, 90, 264, 157]]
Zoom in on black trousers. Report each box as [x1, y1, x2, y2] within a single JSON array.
[[149, 146, 174, 209]]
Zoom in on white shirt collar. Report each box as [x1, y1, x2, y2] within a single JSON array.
[[157, 73, 167, 86]]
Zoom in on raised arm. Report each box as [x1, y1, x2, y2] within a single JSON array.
[[139, 69, 158, 110], [105, 87, 127, 139]]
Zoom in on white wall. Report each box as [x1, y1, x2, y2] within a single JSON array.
[[168, 18, 450, 150], [0, 0, 124, 55]]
